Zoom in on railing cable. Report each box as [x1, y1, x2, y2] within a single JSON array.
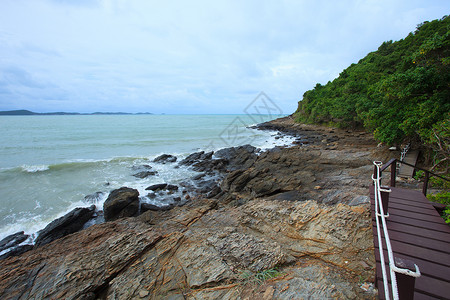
[[372, 161, 421, 300]]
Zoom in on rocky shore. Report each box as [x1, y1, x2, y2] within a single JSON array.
[[0, 116, 391, 299]]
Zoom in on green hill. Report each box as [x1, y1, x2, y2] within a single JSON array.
[[294, 15, 449, 152]]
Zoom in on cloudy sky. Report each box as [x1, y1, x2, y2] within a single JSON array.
[[0, 0, 448, 114]]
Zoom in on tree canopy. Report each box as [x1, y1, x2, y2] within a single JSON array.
[[294, 16, 449, 151]]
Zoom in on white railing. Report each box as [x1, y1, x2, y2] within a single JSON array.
[[372, 161, 421, 300]]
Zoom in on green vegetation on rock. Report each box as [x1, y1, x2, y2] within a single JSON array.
[[294, 16, 450, 150]]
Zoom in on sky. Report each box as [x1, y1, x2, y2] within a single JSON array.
[[0, 0, 448, 114]]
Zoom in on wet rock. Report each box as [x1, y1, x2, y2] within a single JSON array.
[[153, 154, 177, 164], [166, 184, 179, 191], [215, 144, 258, 171], [132, 164, 152, 171], [0, 244, 34, 261], [145, 183, 167, 191], [83, 192, 105, 204], [206, 186, 222, 198], [132, 171, 158, 178], [197, 179, 218, 190], [103, 187, 140, 221], [141, 203, 175, 212], [192, 173, 205, 180], [179, 151, 206, 166], [0, 231, 29, 252], [191, 158, 227, 173], [34, 205, 96, 247]]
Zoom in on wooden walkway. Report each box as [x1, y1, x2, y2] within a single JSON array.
[[370, 186, 450, 299]]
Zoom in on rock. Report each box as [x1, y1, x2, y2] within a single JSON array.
[[206, 186, 222, 198], [191, 158, 227, 173], [166, 184, 179, 191], [179, 151, 205, 166], [132, 164, 152, 171], [83, 192, 105, 204], [145, 183, 167, 191], [267, 190, 305, 201], [141, 203, 174, 212], [0, 231, 29, 252], [0, 244, 34, 261], [103, 187, 140, 221], [195, 179, 219, 194], [0, 219, 162, 300], [192, 173, 205, 180], [348, 195, 370, 206], [215, 144, 258, 171], [133, 171, 158, 178], [34, 205, 96, 247], [153, 154, 177, 164]]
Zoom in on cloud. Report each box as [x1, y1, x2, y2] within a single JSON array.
[[0, 0, 448, 113]]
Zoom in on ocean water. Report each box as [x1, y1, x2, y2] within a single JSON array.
[[0, 114, 293, 242]]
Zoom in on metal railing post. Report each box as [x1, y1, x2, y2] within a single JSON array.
[[422, 171, 429, 196], [390, 162, 396, 187]]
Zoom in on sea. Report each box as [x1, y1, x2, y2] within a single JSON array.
[[0, 114, 294, 243]]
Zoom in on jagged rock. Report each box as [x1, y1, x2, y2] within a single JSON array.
[[34, 205, 96, 247], [0, 244, 34, 261], [153, 154, 177, 164], [145, 183, 167, 191], [141, 203, 174, 212], [195, 179, 218, 194], [215, 144, 258, 171], [132, 171, 158, 178], [191, 158, 227, 173], [83, 192, 105, 204], [103, 187, 139, 221], [166, 184, 179, 191], [206, 186, 222, 198], [179, 151, 206, 166], [131, 164, 152, 171], [0, 231, 29, 252], [0, 219, 162, 299], [192, 173, 205, 180]]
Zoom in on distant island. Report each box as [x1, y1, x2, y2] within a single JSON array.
[[0, 110, 153, 116]]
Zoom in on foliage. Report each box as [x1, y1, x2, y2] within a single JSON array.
[[427, 191, 450, 205], [294, 16, 450, 149], [427, 192, 450, 224], [443, 207, 450, 224], [240, 268, 282, 285]]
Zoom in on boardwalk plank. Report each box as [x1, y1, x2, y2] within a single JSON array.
[[371, 204, 445, 224], [372, 225, 450, 252], [375, 266, 450, 299], [370, 185, 450, 299]]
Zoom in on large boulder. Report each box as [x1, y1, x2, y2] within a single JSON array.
[[34, 206, 96, 247], [103, 187, 140, 222]]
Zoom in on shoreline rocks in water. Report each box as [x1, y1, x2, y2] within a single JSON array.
[[34, 206, 96, 248], [103, 187, 140, 222], [153, 154, 177, 163], [0, 117, 382, 299]]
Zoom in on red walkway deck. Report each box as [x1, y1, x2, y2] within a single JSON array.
[[370, 186, 450, 299]]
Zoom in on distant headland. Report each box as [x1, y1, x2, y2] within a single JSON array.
[[0, 110, 153, 116]]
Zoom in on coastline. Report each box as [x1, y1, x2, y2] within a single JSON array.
[[0, 117, 385, 299]]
